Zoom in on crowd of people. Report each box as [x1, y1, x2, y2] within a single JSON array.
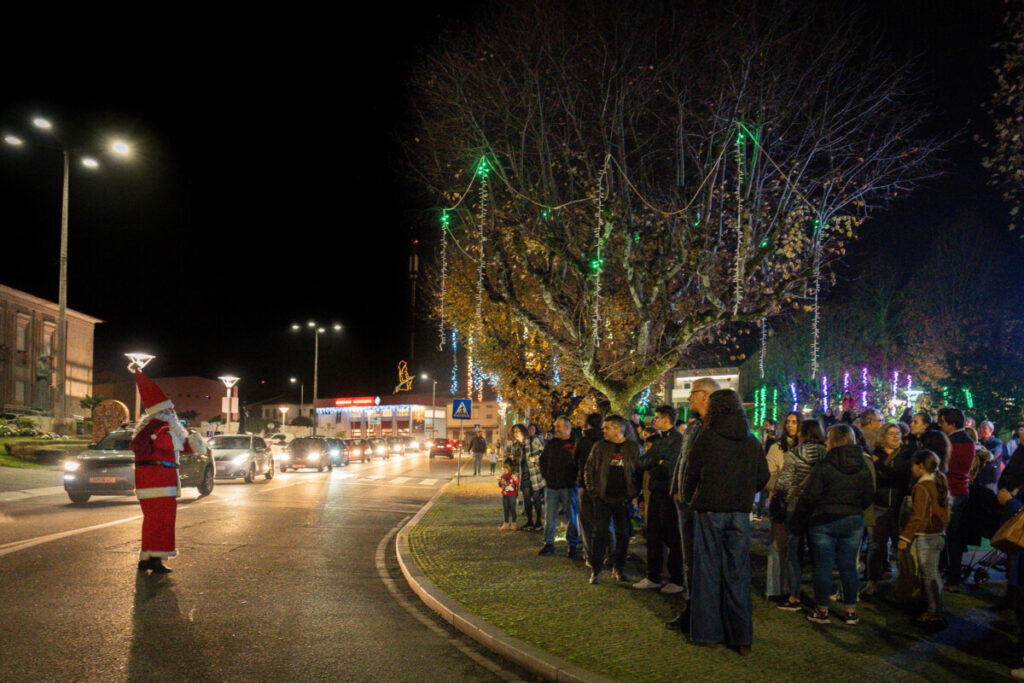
[[481, 378, 1024, 676]]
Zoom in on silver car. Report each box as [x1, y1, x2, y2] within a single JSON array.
[[209, 434, 275, 483]]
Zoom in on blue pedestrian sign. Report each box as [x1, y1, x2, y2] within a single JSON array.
[[452, 399, 472, 420]]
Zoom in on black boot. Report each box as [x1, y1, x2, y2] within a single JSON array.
[[149, 558, 172, 574], [137, 559, 152, 572], [666, 605, 691, 632]]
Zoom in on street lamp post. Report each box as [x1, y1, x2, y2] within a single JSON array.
[[124, 352, 155, 422], [279, 406, 289, 428], [421, 374, 437, 438], [290, 377, 304, 422], [218, 376, 240, 434], [4, 118, 132, 427], [291, 322, 341, 436]]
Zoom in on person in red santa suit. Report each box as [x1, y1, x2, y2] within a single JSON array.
[[129, 366, 196, 574]]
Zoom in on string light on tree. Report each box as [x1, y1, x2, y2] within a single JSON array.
[[822, 375, 829, 410], [759, 319, 766, 379], [591, 155, 611, 349], [438, 209, 450, 350], [450, 330, 459, 396], [790, 382, 798, 413], [733, 127, 746, 314]]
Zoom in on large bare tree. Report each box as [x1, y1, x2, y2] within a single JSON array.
[[407, 1, 942, 413]]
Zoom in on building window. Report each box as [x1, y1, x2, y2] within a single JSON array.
[[14, 381, 25, 403], [15, 315, 29, 353], [43, 322, 55, 356]]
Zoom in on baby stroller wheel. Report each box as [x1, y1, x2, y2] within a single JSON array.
[[974, 567, 990, 585]]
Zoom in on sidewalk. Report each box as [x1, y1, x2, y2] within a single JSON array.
[[406, 476, 1012, 682]]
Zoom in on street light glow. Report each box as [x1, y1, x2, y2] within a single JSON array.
[[110, 139, 131, 155], [421, 374, 428, 380], [333, 324, 342, 331], [81, 157, 99, 169], [32, 117, 52, 130], [218, 375, 240, 388], [4, 135, 22, 146]]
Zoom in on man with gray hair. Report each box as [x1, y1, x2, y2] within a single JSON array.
[[977, 420, 1005, 492], [538, 415, 581, 557], [666, 376, 720, 630], [859, 409, 883, 452]]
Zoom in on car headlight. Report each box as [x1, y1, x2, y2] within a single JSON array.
[[232, 454, 249, 464], [410, 441, 419, 450], [329, 449, 339, 456], [307, 454, 318, 461], [375, 446, 385, 454], [280, 454, 290, 460], [64, 460, 80, 472], [351, 448, 360, 456]]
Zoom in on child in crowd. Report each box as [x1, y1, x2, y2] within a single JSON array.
[[898, 449, 950, 626], [498, 458, 519, 530], [488, 448, 498, 475]]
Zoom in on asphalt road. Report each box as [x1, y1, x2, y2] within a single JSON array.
[[0, 453, 526, 682]]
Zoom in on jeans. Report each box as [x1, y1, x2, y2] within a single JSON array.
[[521, 484, 544, 526], [544, 487, 580, 547], [945, 494, 969, 585], [489, 460, 496, 474], [646, 492, 683, 584], [577, 489, 594, 560], [914, 534, 944, 616], [785, 510, 806, 600], [472, 453, 483, 475], [591, 497, 629, 572], [690, 511, 753, 647], [501, 495, 517, 523], [766, 520, 787, 597], [809, 515, 863, 609], [867, 505, 898, 582], [675, 499, 695, 594]]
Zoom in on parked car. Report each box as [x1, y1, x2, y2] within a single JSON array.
[[325, 437, 350, 467], [428, 438, 455, 458], [367, 437, 389, 460], [283, 436, 333, 472], [209, 434, 275, 483], [386, 436, 406, 457], [344, 438, 371, 463], [63, 429, 215, 504]]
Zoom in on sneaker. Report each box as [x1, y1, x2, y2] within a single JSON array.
[[860, 581, 878, 598], [830, 591, 842, 602], [498, 523, 508, 530], [632, 577, 662, 590], [843, 611, 859, 625], [588, 572, 601, 585], [660, 582, 685, 595], [567, 547, 579, 560], [807, 608, 830, 625], [538, 544, 556, 556], [612, 568, 631, 583], [777, 599, 802, 611]]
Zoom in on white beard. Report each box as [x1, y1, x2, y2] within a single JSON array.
[[133, 409, 189, 454]]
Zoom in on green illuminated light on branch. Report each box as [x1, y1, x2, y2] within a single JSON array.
[[476, 157, 491, 177]]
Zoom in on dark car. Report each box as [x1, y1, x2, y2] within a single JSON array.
[[282, 436, 333, 472], [428, 438, 455, 459], [386, 437, 406, 457], [344, 438, 371, 463], [63, 429, 215, 504], [325, 437, 350, 467], [367, 437, 389, 460]]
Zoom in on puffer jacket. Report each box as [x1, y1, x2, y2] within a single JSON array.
[[802, 444, 875, 521], [776, 441, 826, 511]]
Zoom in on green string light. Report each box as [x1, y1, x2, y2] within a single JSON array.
[[964, 387, 975, 410], [476, 156, 491, 178]]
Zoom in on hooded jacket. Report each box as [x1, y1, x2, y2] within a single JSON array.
[[802, 444, 875, 524], [682, 411, 769, 513]]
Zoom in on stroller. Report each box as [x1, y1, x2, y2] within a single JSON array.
[[961, 484, 1008, 585]]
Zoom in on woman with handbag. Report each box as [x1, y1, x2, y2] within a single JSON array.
[[897, 450, 950, 627], [764, 412, 799, 600]]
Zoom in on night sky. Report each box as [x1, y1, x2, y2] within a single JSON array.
[[0, 2, 1016, 406]]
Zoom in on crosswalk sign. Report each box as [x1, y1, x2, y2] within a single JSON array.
[[452, 399, 472, 420]]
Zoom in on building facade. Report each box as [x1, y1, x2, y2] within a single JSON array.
[[315, 393, 448, 439], [93, 376, 226, 424], [0, 284, 101, 418]]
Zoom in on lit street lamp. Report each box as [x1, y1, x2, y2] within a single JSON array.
[[279, 406, 289, 427], [124, 352, 155, 422], [5, 116, 132, 425], [291, 322, 341, 436], [218, 376, 240, 434], [290, 377, 304, 422], [421, 373, 437, 438]]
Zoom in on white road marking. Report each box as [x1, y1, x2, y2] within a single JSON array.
[[0, 486, 66, 502], [419, 479, 438, 485], [390, 477, 411, 484], [0, 515, 142, 557]]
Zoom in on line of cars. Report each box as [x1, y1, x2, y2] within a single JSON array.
[[62, 430, 434, 505]]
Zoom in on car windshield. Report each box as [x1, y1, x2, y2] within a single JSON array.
[[388, 438, 402, 445], [208, 436, 250, 449], [94, 433, 131, 451]]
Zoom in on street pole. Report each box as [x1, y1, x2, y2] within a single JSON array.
[[312, 330, 319, 436], [431, 380, 436, 438], [224, 385, 232, 433], [54, 150, 69, 426]]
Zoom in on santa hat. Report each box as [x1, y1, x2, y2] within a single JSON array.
[[134, 370, 174, 416]]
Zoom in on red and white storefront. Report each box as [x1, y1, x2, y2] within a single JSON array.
[[315, 394, 447, 438]]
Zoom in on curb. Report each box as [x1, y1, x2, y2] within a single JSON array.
[[396, 480, 616, 683]]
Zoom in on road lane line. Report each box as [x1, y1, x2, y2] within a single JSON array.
[[419, 479, 438, 485], [390, 477, 411, 484], [0, 515, 142, 557], [0, 486, 67, 503]]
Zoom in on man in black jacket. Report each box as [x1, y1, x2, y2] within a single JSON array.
[[538, 416, 580, 557], [633, 405, 685, 594], [575, 413, 603, 565], [584, 415, 641, 584], [467, 426, 488, 476]]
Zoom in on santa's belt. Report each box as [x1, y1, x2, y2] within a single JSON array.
[[135, 460, 178, 469]]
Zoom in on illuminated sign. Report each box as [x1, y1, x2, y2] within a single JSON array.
[[334, 397, 377, 407]]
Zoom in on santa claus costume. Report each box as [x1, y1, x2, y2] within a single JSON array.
[[129, 368, 192, 574]]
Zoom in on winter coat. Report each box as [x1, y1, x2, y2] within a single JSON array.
[[585, 438, 641, 501], [640, 428, 683, 495], [669, 417, 704, 498], [898, 475, 950, 542], [947, 430, 976, 497], [575, 427, 603, 479], [873, 444, 914, 509], [802, 444, 875, 523], [682, 411, 769, 513], [520, 435, 546, 490], [539, 436, 578, 489], [765, 442, 787, 492], [776, 441, 826, 512]]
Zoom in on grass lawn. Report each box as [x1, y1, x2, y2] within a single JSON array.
[[410, 477, 1014, 682], [0, 452, 57, 469]]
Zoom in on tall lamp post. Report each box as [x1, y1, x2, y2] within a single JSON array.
[[279, 406, 289, 429], [5, 118, 132, 426], [291, 322, 341, 436], [290, 377, 304, 422], [218, 376, 240, 434], [420, 373, 437, 438], [124, 352, 155, 422]]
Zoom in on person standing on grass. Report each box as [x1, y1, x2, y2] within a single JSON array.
[[575, 412, 604, 565], [802, 424, 875, 626], [538, 416, 580, 558], [515, 424, 547, 531], [764, 411, 799, 600], [864, 422, 913, 598], [666, 377, 720, 632], [682, 389, 769, 655], [584, 415, 641, 585], [898, 450, 950, 627], [468, 426, 488, 476], [936, 407, 974, 592], [498, 458, 520, 530], [488, 447, 498, 475], [633, 404, 685, 595]]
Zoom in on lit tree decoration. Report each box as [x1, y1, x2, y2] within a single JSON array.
[[438, 210, 450, 350], [822, 375, 829, 410], [790, 382, 798, 413], [734, 127, 747, 314], [591, 155, 611, 349], [810, 219, 823, 379], [450, 330, 459, 396]]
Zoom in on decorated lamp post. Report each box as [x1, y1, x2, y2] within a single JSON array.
[[124, 352, 155, 422], [218, 376, 239, 434]]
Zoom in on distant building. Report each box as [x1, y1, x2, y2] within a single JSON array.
[[0, 284, 102, 417], [664, 366, 741, 419], [315, 393, 448, 439], [445, 399, 502, 443], [93, 375, 226, 423], [255, 401, 302, 426]]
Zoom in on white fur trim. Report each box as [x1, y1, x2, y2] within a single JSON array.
[[139, 550, 178, 560], [145, 400, 174, 416], [136, 486, 181, 499]]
